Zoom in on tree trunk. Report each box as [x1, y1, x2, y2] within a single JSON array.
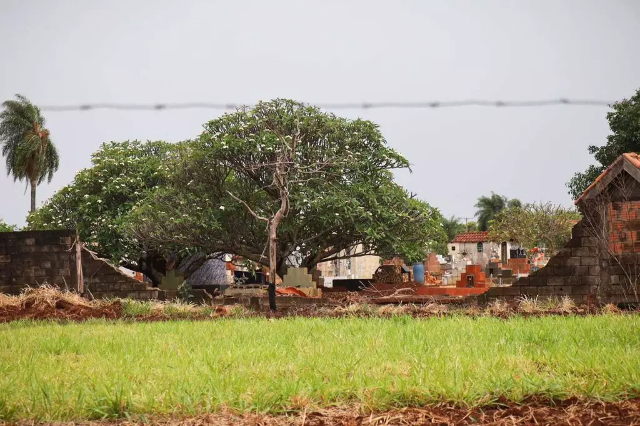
[[276, 258, 288, 284], [268, 219, 278, 312], [267, 169, 289, 312], [30, 178, 37, 213], [138, 252, 164, 287]]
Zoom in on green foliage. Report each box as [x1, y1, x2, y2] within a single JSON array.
[[0, 316, 638, 420], [27, 140, 172, 267], [0, 94, 59, 212], [176, 281, 194, 302], [442, 215, 466, 242], [465, 221, 478, 232], [474, 192, 521, 231], [567, 88, 640, 199], [87, 386, 132, 420], [129, 100, 446, 271], [488, 202, 581, 256], [0, 398, 17, 422], [120, 299, 153, 318], [0, 219, 17, 232]]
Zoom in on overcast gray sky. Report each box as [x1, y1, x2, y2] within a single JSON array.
[[1, 0, 639, 226]]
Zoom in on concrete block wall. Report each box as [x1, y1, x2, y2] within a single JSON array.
[[0, 230, 75, 295], [485, 219, 637, 304], [0, 230, 157, 300], [81, 249, 158, 299]]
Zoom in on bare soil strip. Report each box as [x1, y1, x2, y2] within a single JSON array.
[[2, 286, 637, 323], [12, 399, 640, 425]]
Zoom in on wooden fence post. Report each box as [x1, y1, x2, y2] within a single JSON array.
[[75, 228, 84, 295]]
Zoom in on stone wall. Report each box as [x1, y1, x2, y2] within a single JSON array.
[[0, 230, 157, 299], [484, 219, 637, 305]]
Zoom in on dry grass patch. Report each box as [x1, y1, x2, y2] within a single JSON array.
[[0, 285, 121, 322]]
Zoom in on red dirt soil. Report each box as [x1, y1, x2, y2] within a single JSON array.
[[0, 298, 122, 322], [20, 399, 640, 425], [0, 287, 633, 322]]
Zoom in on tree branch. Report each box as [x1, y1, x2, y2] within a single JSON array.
[[227, 191, 269, 222]]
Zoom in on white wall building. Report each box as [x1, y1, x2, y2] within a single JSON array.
[[316, 244, 380, 279], [448, 231, 520, 269]]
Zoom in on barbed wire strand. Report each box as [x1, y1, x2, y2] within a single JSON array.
[[39, 98, 613, 112]]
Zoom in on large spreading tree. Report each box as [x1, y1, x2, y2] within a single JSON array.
[[567, 88, 640, 200], [25, 140, 195, 285], [128, 99, 446, 306], [0, 94, 59, 212]]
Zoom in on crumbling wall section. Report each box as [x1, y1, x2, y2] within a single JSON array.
[[485, 219, 636, 304], [0, 230, 157, 299], [81, 249, 158, 299]]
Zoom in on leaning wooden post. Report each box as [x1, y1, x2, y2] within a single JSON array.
[[75, 228, 84, 295]]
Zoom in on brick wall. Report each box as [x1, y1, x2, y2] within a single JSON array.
[[0, 230, 157, 299], [484, 218, 637, 305], [608, 201, 640, 253], [507, 258, 531, 275], [425, 253, 440, 274]]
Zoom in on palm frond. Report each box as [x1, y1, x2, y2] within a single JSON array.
[[0, 94, 59, 206], [39, 139, 60, 184]]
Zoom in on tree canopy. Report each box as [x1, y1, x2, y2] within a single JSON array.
[[474, 192, 521, 231], [128, 100, 447, 275], [567, 88, 640, 200], [465, 221, 478, 232], [0, 219, 17, 232], [442, 216, 465, 242], [0, 94, 59, 212], [26, 140, 178, 284], [488, 202, 580, 257], [442, 216, 478, 242]]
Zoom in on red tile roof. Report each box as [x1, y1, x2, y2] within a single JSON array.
[[624, 152, 640, 169], [451, 231, 489, 243], [575, 152, 640, 205]]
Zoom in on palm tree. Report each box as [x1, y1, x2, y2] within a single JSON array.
[[442, 215, 465, 242], [474, 192, 521, 231], [0, 94, 59, 213]]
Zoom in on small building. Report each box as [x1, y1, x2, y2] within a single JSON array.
[[316, 244, 380, 279], [448, 231, 519, 267]]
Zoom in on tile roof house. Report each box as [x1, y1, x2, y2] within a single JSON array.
[[449, 231, 519, 267], [574, 152, 640, 255], [451, 231, 489, 243], [575, 152, 640, 206]]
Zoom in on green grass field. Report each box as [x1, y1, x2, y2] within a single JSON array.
[[0, 315, 639, 421]]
